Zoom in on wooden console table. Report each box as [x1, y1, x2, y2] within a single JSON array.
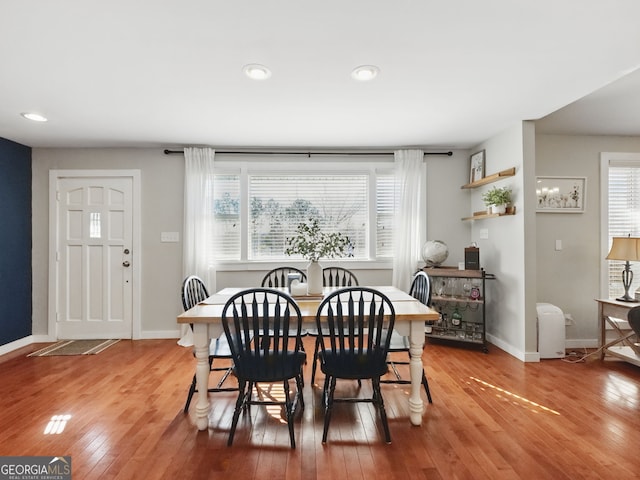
[[595, 298, 640, 366]]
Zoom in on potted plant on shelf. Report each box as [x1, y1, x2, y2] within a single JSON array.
[[482, 186, 512, 215], [285, 218, 352, 294]]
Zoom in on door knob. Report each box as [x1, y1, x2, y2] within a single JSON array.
[[122, 261, 131, 267]]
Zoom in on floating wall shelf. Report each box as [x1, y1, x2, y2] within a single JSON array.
[[462, 208, 516, 221], [461, 166, 517, 221], [461, 167, 516, 189]]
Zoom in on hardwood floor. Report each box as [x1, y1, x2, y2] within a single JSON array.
[[1, 338, 640, 479]]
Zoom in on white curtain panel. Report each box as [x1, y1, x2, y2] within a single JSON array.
[[179, 147, 216, 346], [392, 149, 425, 292]]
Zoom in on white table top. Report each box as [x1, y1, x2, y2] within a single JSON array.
[[178, 285, 439, 324]]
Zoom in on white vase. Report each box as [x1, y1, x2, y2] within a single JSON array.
[[490, 204, 506, 214], [306, 259, 323, 295]]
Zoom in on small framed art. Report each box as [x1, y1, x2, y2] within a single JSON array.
[[470, 150, 485, 183], [535, 176, 586, 213]]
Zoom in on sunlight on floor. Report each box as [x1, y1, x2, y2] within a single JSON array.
[[604, 372, 639, 407], [44, 414, 72, 434], [469, 376, 560, 415], [255, 384, 288, 424]]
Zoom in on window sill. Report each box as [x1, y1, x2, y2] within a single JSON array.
[[215, 259, 393, 272]]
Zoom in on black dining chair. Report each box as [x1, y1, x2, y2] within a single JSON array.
[[310, 267, 359, 385], [221, 288, 306, 449], [315, 287, 395, 444], [381, 271, 434, 403], [261, 266, 309, 342], [261, 267, 307, 288], [322, 266, 359, 287], [181, 275, 239, 413]]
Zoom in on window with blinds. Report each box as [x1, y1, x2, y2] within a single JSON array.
[[210, 162, 397, 262], [249, 174, 368, 260], [607, 163, 640, 297]]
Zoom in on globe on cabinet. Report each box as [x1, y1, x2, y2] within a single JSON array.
[[422, 240, 449, 267]]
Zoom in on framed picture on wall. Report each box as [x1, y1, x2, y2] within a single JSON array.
[[469, 150, 485, 183], [536, 176, 586, 213]]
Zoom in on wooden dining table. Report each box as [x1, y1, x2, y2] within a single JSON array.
[[177, 285, 439, 430]]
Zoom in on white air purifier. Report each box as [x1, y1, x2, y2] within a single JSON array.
[[536, 303, 566, 359]]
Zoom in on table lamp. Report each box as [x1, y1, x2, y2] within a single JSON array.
[[606, 236, 640, 302]]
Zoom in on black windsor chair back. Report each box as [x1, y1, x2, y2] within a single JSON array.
[[381, 270, 434, 403], [181, 275, 238, 413], [221, 288, 306, 449], [322, 266, 359, 287], [261, 267, 307, 288], [310, 267, 360, 385], [315, 286, 395, 443]]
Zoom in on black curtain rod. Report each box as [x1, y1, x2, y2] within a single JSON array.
[[163, 149, 452, 157]]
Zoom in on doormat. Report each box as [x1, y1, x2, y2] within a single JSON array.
[[28, 339, 120, 357]]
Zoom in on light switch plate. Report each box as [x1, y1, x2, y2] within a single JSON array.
[[161, 231, 180, 243], [479, 228, 489, 239]]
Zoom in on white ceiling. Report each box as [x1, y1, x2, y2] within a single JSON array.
[[2, 1, 640, 150], [536, 66, 640, 137]]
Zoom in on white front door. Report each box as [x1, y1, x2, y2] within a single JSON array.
[[51, 172, 139, 339]]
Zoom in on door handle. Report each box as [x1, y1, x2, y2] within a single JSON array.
[[122, 261, 131, 267]]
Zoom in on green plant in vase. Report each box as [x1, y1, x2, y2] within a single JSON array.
[[482, 186, 512, 214], [285, 218, 352, 294]]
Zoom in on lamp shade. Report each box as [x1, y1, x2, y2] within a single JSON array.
[[606, 237, 640, 261]]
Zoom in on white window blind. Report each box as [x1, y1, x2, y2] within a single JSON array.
[[376, 173, 395, 258], [248, 174, 368, 260], [608, 164, 640, 297]]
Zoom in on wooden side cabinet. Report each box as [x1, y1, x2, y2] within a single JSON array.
[[423, 267, 494, 353]]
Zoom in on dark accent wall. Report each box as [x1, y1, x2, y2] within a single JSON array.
[[0, 138, 32, 346]]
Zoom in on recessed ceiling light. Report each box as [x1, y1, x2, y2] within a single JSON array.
[[351, 65, 379, 82], [21, 112, 48, 122], [243, 64, 272, 80]]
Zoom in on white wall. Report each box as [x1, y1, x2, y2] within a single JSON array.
[[33, 134, 640, 354], [535, 134, 640, 347], [32, 147, 468, 339], [40, 134, 623, 361], [467, 122, 534, 360], [425, 150, 472, 266], [32, 148, 186, 338]]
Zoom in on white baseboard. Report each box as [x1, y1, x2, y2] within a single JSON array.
[[0, 331, 182, 357], [485, 334, 601, 362], [0, 334, 55, 356], [138, 330, 181, 340], [565, 338, 599, 349], [485, 333, 530, 362], [16, 331, 593, 359]]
